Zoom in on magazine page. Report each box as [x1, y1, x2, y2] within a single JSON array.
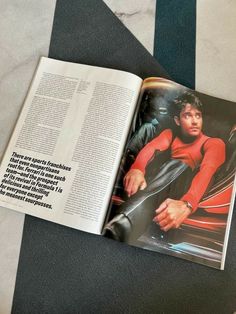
[[104, 77, 236, 269], [0, 57, 142, 234]]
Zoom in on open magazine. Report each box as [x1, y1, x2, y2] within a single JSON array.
[[0, 57, 235, 269]]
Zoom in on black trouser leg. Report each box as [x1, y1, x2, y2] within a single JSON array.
[[105, 160, 194, 244]]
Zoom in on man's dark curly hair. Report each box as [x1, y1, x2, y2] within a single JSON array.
[[173, 91, 203, 117]]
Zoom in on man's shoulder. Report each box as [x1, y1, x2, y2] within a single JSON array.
[[160, 128, 173, 138], [202, 135, 225, 150], [150, 128, 173, 149]]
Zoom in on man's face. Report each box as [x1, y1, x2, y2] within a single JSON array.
[[174, 103, 203, 138]]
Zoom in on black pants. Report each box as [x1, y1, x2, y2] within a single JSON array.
[[115, 159, 195, 244]]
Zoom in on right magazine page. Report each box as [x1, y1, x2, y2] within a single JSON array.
[[104, 78, 236, 269]]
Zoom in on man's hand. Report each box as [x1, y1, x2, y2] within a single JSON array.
[[124, 169, 147, 197], [153, 198, 192, 232]]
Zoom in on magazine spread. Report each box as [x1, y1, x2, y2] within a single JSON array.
[[0, 57, 142, 234], [104, 77, 236, 269], [0, 57, 235, 269]]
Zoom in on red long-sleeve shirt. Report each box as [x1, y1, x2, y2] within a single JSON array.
[[130, 129, 226, 211]]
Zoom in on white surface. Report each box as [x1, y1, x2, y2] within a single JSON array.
[[0, 209, 24, 314], [0, 1, 56, 313], [196, 0, 236, 102], [104, 0, 156, 54]]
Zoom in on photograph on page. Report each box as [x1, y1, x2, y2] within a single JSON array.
[[104, 77, 236, 269]]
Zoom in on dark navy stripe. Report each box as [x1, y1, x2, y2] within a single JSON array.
[[154, 0, 196, 89]]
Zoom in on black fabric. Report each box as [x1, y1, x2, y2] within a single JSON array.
[[155, 0, 196, 89], [12, 1, 236, 313], [48, 0, 169, 80], [12, 215, 236, 314], [105, 160, 190, 244]]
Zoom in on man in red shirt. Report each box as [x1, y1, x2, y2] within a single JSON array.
[[105, 92, 225, 244]]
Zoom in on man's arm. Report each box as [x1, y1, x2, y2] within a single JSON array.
[[154, 138, 226, 231], [124, 129, 172, 196]]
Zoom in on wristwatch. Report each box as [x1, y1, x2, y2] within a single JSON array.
[[183, 200, 194, 213]]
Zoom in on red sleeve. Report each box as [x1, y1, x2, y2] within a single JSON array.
[[130, 129, 173, 174], [181, 138, 226, 211]]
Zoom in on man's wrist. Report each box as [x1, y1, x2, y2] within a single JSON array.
[[182, 200, 194, 213]]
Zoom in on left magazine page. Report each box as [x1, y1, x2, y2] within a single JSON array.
[[0, 57, 142, 235]]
